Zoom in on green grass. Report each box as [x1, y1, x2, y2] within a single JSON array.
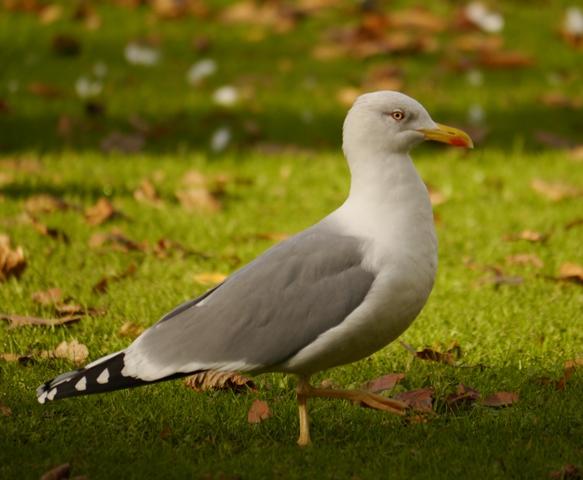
[[1, 1, 583, 479]]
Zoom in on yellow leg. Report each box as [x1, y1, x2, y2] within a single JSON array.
[[295, 376, 407, 446], [297, 377, 311, 447]]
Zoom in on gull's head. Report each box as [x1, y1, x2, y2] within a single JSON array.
[[343, 91, 473, 157]]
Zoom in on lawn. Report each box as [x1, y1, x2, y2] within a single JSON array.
[[1, 1, 583, 479]]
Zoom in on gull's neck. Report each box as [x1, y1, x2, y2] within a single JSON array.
[[330, 149, 437, 268]]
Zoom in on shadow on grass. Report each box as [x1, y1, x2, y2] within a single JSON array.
[[0, 103, 580, 155]]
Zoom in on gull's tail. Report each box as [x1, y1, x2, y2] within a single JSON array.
[[36, 351, 190, 404]]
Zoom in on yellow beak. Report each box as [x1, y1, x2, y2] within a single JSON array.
[[418, 123, 474, 149]]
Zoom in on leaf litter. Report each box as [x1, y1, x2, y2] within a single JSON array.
[[185, 371, 256, 393], [247, 399, 272, 424], [0, 312, 81, 328], [0, 234, 26, 281]]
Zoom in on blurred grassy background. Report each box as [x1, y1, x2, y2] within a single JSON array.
[[0, 0, 582, 154]]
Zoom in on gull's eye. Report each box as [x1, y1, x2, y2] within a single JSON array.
[[390, 110, 405, 121]]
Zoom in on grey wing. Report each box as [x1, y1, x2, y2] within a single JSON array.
[[121, 222, 375, 380]]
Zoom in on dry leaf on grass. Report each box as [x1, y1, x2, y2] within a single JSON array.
[[54, 303, 106, 318], [549, 464, 581, 480], [0, 312, 80, 328], [531, 179, 583, 201], [446, 384, 481, 410], [247, 399, 272, 424], [0, 401, 12, 416], [43, 340, 89, 365], [92, 263, 137, 294], [24, 194, 73, 214], [388, 7, 446, 32], [0, 352, 34, 364], [176, 188, 222, 213], [31, 288, 63, 305], [394, 388, 434, 413], [481, 391, 518, 407], [28, 216, 69, 242], [362, 373, 405, 393], [40, 463, 70, 480], [426, 184, 447, 206], [194, 272, 227, 286], [557, 263, 583, 285], [505, 253, 544, 269], [479, 51, 534, 69], [89, 231, 146, 252], [134, 179, 163, 207], [400, 341, 461, 365], [0, 234, 26, 281], [503, 230, 549, 243], [85, 198, 122, 226], [185, 371, 256, 393], [119, 321, 144, 338]]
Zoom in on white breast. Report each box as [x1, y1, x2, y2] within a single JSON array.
[[280, 154, 437, 375]]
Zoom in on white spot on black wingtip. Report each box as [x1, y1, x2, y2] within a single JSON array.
[[96, 368, 109, 384], [75, 376, 87, 391], [38, 391, 48, 404], [47, 388, 57, 401]]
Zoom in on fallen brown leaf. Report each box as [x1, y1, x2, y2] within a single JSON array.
[[549, 464, 581, 480], [53, 303, 105, 318], [0, 401, 11, 416], [426, 184, 447, 206], [362, 373, 405, 394], [388, 7, 446, 32], [531, 178, 583, 201], [28, 215, 69, 242], [453, 33, 503, 53], [481, 391, 518, 407], [0, 312, 81, 328], [540, 92, 583, 109], [89, 231, 145, 252], [31, 288, 63, 305], [134, 179, 163, 207], [40, 463, 70, 480], [394, 388, 433, 413], [119, 321, 144, 338], [557, 263, 583, 285], [401, 341, 461, 365], [185, 371, 256, 393], [446, 384, 481, 410], [85, 198, 121, 226], [0, 352, 34, 364], [194, 272, 227, 286], [39, 4, 63, 24], [176, 188, 221, 213], [0, 234, 26, 281], [49, 339, 89, 365], [505, 253, 544, 269], [503, 230, 549, 243], [24, 194, 72, 214], [92, 263, 137, 294], [247, 399, 272, 424], [565, 217, 583, 230], [479, 51, 534, 69]]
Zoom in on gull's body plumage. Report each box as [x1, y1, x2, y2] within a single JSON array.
[[37, 91, 472, 445]]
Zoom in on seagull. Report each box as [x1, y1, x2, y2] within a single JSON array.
[[37, 91, 473, 446]]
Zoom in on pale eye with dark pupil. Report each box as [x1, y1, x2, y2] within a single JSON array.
[[390, 111, 405, 121]]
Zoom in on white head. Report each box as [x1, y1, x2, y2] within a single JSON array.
[[342, 91, 473, 158]]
